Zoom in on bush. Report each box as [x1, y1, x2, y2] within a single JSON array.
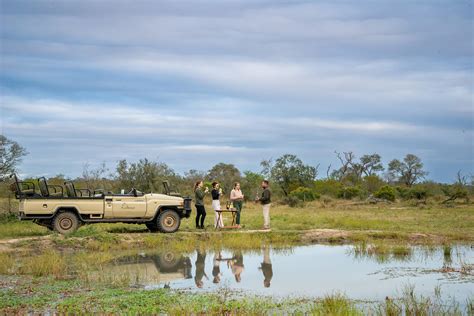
[[374, 185, 396, 202], [282, 195, 303, 208], [396, 185, 430, 200], [362, 175, 385, 194], [408, 186, 429, 200], [337, 186, 360, 200], [313, 179, 343, 198], [289, 187, 320, 202]]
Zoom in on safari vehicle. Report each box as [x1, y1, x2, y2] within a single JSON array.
[[10, 174, 192, 235]]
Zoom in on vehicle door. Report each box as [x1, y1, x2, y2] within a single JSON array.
[[112, 195, 147, 218]]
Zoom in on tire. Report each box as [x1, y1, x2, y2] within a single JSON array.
[[53, 211, 80, 235], [158, 252, 179, 270], [157, 209, 181, 233], [146, 222, 159, 232]]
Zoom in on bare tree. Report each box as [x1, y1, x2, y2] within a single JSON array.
[[0, 135, 28, 178], [82, 162, 109, 191]]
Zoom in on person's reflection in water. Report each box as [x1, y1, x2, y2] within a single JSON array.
[[212, 252, 222, 284], [229, 251, 244, 283], [259, 245, 273, 288], [194, 250, 207, 288]]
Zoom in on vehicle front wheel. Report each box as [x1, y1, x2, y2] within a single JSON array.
[[53, 211, 80, 235], [157, 210, 181, 233]]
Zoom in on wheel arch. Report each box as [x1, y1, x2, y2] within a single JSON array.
[[54, 206, 82, 221], [153, 205, 180, 221]]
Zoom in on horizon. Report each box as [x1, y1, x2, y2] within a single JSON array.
[[1, 1, 473, 182]]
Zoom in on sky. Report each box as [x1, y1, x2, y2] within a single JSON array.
[[0, 0, 473, 182]]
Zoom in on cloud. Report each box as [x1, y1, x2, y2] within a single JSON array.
[[0, 0, 472, 181]]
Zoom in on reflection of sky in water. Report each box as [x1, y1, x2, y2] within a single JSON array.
[[138, 245, 473, 302]]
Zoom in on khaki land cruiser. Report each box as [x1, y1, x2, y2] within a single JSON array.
[[10, 174, 192, 234]]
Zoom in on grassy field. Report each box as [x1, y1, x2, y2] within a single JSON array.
[[1, 276, 470, 315], [1, 199, 472, 314], [0, 199, 472, 243]]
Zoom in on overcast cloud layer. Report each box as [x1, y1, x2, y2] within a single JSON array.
[[0, 0, 472, 182]]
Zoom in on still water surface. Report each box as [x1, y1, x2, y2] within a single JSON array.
[[110, 244, 473, 302]]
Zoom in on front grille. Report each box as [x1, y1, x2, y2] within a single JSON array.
[[183, 197, 192, 210]]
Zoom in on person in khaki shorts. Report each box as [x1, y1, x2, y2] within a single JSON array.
[[256, 180, 271, 229]]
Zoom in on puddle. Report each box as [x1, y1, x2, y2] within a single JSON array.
[[108, 244, 474, 303]]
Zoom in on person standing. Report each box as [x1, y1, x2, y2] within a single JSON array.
[[256, 180, 272, 230], [194, 181, 208, 229], [211, 182, 224, 228], [229, 251, 244, 283], [230, 182, 244, 228], [212, 252, 222, 284], [194, 249, 207, 288], [260, 245, 273, 288]]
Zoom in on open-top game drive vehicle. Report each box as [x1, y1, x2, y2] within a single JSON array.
[[10, 174, 192, 235]]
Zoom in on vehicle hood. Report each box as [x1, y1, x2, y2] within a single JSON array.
[[145, 193, 183, 202]]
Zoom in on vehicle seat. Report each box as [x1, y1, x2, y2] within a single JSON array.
[[10, 174, 36, 197], [64, 182, 77, 198], [64, 181, 91, 197], [38, 177, 63, 197]]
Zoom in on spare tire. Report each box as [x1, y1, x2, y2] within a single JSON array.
[[157, 209, 180, 233]]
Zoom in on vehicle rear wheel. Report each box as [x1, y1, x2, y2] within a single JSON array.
[[157, 210, 180, 233], [146, 222, 159, 232], [158, 251, 179, 270], [53, 211, 80, 235]]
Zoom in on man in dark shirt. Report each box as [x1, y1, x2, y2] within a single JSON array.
[[256, 180, 272, 229], [260, 245, 273, 288]]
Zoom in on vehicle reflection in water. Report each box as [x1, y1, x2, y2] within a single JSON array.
[[99, 252, 192, 285], [107, 245, 473, 304]]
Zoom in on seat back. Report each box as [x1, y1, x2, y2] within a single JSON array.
[[64, 181, 77, 198], [38, 177, 50, 197], [9, 174, 36, 198]]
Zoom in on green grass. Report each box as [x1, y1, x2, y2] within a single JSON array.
[[0, 220, 50, 239], [0, 277, 469, 315], [0, 201, 472, 248]]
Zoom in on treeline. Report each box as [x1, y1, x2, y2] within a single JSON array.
[[0, 135, 473, 208]]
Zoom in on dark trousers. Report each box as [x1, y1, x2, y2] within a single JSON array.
[[195, 204, 206, 227], [233, 201, 243, 225]]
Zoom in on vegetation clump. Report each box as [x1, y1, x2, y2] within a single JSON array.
[[374, 185, 396, 202]]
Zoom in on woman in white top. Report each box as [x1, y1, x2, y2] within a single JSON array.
[[230, 182, 244, 228], [211, 182, 224, 228]]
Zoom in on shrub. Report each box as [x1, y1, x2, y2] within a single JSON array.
[[282, 195, 303, 208], [362, 175, 385, 194], [408, 186, 429, 200], [289, 187, 320, 202], [337, 186, 360, 199], [313, 179, 343, 198], [374, 185, 396, 202]]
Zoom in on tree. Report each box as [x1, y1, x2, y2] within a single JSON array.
[[0, 135, 28, 178], [331, 152, 384, 183], [184, 169, 206, 184], [360, 154, 384, 177], [115, 158, 177, 193], [206, 163, 241, 194], [264, 154, 317, 196], [81, 162, 110, 191], [241, 171, 264, 200], [388, 154, 428, 187]]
